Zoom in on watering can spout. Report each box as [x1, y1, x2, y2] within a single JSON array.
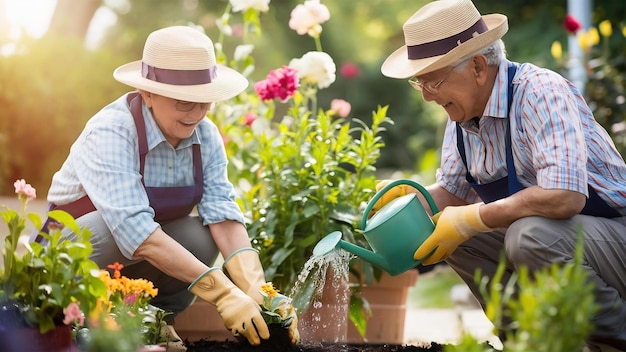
[[337, 240, 390, 272], [313, 231, 393, 274]]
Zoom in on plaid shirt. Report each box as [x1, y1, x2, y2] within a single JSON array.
[[48, 93, 244, 258], [437, 59, 626, 215]]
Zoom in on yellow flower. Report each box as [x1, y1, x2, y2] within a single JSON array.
[[551, 41, 562, 60], [588, 27, 600, 46], [261, 282, 279, 298], [599, 20, 612, 38]]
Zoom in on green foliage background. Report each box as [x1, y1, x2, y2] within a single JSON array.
[[0, 0, 625, 195]]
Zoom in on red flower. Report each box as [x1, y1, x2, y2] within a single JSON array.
[[340, 62, 360, 78], [254, 66, 299, 101], [564, 14, 581, 34]]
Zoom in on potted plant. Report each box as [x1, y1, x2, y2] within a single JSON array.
[[0, 179, 107, 350], [173, 1, 398, 342], [0, 180, 169, 351]]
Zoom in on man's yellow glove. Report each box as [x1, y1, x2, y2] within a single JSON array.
[[223, 248, 299, 345], [413, 203, 492, 265], [188, 268, 270, 345], [369, 179, 419, 217]]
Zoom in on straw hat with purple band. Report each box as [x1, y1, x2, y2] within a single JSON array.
[[114, 26, 248, 103], [381, 0, 508, 79]]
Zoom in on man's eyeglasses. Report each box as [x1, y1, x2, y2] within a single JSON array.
[[408, 64, 459, 95], [175, 100, 212, 112]]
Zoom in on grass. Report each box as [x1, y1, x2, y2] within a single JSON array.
[[407, 265, 466, 309]]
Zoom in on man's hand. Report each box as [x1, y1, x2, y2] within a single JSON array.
[[369, 179, 419, 217], [413, 203, 492, 265]]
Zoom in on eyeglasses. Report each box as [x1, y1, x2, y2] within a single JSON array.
[[175, 100, 212, 112], [408, 65, 458, 95]]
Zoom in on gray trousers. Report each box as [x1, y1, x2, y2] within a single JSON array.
[[63, 212, 219, 322], [446, 215, 626, 341]]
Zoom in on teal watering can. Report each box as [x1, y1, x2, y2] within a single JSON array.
[[313, 179, 439, 276]]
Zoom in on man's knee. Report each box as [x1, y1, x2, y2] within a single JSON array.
[[504, 217, 564, 270]]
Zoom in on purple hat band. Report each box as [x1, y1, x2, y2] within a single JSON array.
[[406, 18, 488, 60], [141, 62, 217, 85]]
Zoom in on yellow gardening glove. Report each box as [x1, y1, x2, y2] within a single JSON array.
[[223, 248, 300, 345], [369, 179, 419, 217], [188, 268, 270, 345], [413, 203, 492, 265]]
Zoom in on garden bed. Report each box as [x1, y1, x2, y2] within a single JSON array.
[[186, 339, 446, 352]]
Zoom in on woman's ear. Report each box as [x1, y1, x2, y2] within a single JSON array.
[[139, 90, 153, 108]]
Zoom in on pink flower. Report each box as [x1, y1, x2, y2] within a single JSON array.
[[124, 292, 139, 305], [63, 302, 84, 326], [288, 0, 330, 35], [564, 14, 581, 34], [254, 66, 299, 101], [330, 99, 351, 118], [245, 112, 258, 127], [13, 179, 36, 201], [340, 62, 360, 78]]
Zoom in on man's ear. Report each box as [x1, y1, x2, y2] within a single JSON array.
[[471, 55, 489, 84]]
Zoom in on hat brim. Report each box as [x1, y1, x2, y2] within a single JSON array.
[[381, 14, 508, 79], [113, 60, 248, 103]]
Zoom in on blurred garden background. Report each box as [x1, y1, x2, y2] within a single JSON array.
[[0, 0, 625, 197]]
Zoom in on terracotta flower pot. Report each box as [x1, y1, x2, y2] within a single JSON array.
[[347, 267, 419, 344]]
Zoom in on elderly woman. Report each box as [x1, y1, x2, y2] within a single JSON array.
[[34, 26, 298, 349]]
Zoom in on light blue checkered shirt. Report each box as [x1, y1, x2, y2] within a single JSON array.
[[48, 93, 244, 258], [437, 59, 626, 215]]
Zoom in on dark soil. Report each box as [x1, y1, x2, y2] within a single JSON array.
[[185, 339, 446, 352]]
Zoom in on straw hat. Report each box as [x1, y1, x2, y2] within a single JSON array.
[[381, 0, 508, 79], [114, 26, 248, 103]]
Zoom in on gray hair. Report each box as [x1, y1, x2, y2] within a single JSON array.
[[452, 39, 507, 71]]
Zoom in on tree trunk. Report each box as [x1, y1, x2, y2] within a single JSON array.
[[48, 0, 102, 41]]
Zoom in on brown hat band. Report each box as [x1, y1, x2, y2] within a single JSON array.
[[141, 62, 217, 85], [406, 18, 488, 60]]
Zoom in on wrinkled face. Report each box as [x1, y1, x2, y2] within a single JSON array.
[[140, 91, 212, 148], [409, 56, 490, 123]]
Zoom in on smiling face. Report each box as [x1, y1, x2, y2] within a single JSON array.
[[139, 90, 213, 148], [413, 55, 496, 123]]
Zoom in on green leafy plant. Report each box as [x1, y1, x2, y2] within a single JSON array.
[[447, 227, 598, 351], [259, 282, 296, 328], [0, 180, 107, 334], [206, 1, 393, 337]]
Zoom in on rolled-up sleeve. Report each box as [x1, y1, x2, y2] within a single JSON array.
[[195, 120, 245, 226]]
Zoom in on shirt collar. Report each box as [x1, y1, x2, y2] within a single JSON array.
[[482, 58, 515, 120]]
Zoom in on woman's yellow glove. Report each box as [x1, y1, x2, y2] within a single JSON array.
[[369, 179, 419, 217], [413, 203, 492, 265]]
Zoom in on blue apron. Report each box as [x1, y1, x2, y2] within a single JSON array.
[[455, 64, 619, 218], [34, 92, 204, 242]]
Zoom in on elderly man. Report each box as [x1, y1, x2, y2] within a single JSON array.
[[375, 0, 626, 350]]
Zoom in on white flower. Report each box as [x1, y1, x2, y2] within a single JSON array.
[[234, 44, 255, 61], [288, 51, 336, 89], [288, 0, 330, 36], [230, 0, 270, 13]]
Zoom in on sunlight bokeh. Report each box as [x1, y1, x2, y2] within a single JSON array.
[[2, 0, 57, 40]]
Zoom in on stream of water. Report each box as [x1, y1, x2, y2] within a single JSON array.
[[289, 249, 355, 342]]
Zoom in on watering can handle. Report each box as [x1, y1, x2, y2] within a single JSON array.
[[361, 179, 439, 230]]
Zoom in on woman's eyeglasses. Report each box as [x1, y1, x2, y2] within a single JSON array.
[[175, 100, 212, 112]]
